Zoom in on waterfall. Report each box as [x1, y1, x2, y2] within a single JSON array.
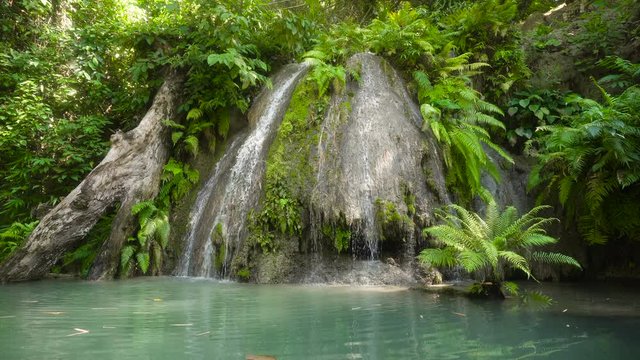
[[176, 63, 309, 277], [312, 53, 448, 261]]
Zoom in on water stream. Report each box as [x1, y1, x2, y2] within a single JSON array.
[[176, 63, 309, 277]]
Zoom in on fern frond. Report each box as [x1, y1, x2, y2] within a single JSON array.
[[417, 247, 457, 268], [136, 251, 150, 274], [499, 250, 531, 278], [501, 281, 519, 296], [532, 251, 581, 269], [458, 249, 489, 273], [184, 135, 199, 157], [120, 245, 135, 269]]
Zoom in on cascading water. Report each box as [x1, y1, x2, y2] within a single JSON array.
[[312, 53, 448, 261], [176, 63, 309, 277]]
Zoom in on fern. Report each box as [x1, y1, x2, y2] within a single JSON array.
[[529, 86, 640, 245], [136, 252, 150, 274], [419, 200, 580, 288], [159, 159, 200, 207], [122, 200, 172, 276], [0, 221, 38, 261], [183, 135, 199, 157], [597, 56, 640, 89]]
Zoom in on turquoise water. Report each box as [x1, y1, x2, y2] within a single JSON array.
[[0, 278, 638, 359]]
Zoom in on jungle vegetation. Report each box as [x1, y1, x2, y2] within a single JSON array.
[[1, 0, 639, 280]]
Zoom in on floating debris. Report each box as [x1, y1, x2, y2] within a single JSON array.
[[91, 307, 118, 310], [196, 331, 210, 336], [44, 311, 64, 315], [66, 328, 89, 337], [246, 355, 277, 360], [102, 326, 116, 329], [452, 312, 466, 317], [170, 323, 193, 327]]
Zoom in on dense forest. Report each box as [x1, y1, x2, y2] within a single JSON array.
[[1, 0, 639, 288]]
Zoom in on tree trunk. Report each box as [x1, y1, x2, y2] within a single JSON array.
[[0, 73, 183, 282]]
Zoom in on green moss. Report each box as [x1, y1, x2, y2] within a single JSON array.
[[211, 223, 224, 245], [375, 198, 414, 241], [214, 244, 226, 272], [236, 267, 251, 282], [321, 218, 352, 253], [248, 75, 331, 252], [403, 192, 416, 217]]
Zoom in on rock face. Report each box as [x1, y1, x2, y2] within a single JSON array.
[[169, 53, 453, 284], [311, 53, 449, 260], [234, 53, 453, 284]]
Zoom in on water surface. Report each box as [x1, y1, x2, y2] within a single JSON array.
[[0, 278, 638, 359]]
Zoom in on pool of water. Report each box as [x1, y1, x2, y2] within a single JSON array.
[[0, 278, 639, 359]]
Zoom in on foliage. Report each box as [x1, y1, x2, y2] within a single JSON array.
[[365, 2, 441, 69], [419, 201, 581, 297], [568, 0, 634, 64], [249, 176, 303, 254], [375, 199, 414, 241], [121, 201, 170, 276], [0, 0, 150, 225], [0, 221, 38, 262], [415, 52, 513, 202], [236, 267, 251, 281], [59, 212, 115, 277], [322, 221, 352, 254], [505, 89, 576, 147], [441, 0, 530, 101], [597, 56, 640, 91], [303, 51, 347, 97], [528, 85, 640, 245], [157, 159, 199, 208]]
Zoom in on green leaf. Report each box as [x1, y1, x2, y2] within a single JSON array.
[[120, 245, 135, 269], [184, 135, 199, 157], [136, 252, 150, 274], [187, 108, 202, 121], [420, 104, 441, 123], [171, 131, 184, 145], [507, 107, 518, 116], [162, 119, 185, 130], [518, 98, 530, 108]]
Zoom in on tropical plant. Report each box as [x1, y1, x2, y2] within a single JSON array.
[[59, 212, 115, 277], [418, 201, 581, 298], [0, 221, 38, 262], [121, 201, 170, 276], [415, 49, 513, 202], [528, 85, 640, 245], [364, 2, 441, 68], [303, 50, 347, 97], [597, 56, 640, 90], [0, 0, 149, 225], [505, 89, 576, 147]]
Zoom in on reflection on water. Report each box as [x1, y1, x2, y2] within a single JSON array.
[[0, 278, 639, 359]]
